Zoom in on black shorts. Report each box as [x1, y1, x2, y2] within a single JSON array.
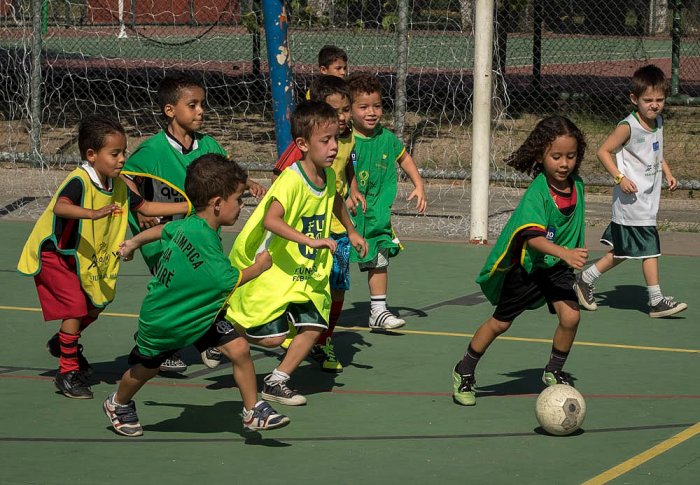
[[128, 318, 241, 369], [493, 263, 577, 322]]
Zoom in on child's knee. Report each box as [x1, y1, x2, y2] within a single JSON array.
[[250, 335, 286, 348], [487, 318, 512, 335], [558, 302, 580, 328], [219, 337, 250, 359]]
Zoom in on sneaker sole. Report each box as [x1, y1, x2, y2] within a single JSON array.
[[369, 321, 406, 331], [261, 392, 307, 406], [321, 364, 343, 373], [649, 302, 688, 318], [573, 284, 598, 311], [102, 401, 143, 437], [159, 365, 188, 372]]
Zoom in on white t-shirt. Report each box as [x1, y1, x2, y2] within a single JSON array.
[[611, 112, 664, 226]]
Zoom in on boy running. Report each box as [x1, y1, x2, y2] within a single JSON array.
[[226, 101, 368, 406], [105, 154, 288, 437]]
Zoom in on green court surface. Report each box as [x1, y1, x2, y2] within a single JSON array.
[[4, 30, 698, 69], [0, 219, 698, 484]]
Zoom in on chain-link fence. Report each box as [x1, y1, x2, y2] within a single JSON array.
[[1, 1, 699, 229]]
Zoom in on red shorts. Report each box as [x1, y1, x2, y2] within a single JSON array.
[[34, 251, 95, 322]]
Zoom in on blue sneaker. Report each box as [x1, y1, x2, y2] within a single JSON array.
[[242, 401, 290, 431], [103, 392, 143, 437]]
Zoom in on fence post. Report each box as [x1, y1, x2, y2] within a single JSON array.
[[262, 0, 295, 157], [31, 0, 44, 166], [393, 0, 409, 139], [470, 0, 494, 245], [532, 0, 542, 91], [670, 0, 681, 97]]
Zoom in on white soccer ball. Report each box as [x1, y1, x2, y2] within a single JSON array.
[[535, 384, 586, 436]]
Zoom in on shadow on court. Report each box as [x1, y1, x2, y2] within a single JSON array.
[[475, 368, 578, 397]]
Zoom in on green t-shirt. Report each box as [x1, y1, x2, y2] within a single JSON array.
[[477, 173, 586, 307], [226, 162, 335, 328], [350, 125, 406, 263], [122, 131, 227, 270], [136, 215, 240, 357]]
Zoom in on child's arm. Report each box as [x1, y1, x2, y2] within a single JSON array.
[[397, 152, 427, 213], [661, 159, 678, 191], [597, 124, 637, 194], [121, 175, 161, 229], [118, 225, 165, 261], [333, 193, 369, 258], [527, 236, 588, 271], [238, 250, 272, 286], [263, 200, 338, 253], [53, 199, 121, 220], [345, 162, 366, 215], [137, 200, 189, 218]]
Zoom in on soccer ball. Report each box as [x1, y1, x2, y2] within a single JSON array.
[[535, 384, 586, 436]]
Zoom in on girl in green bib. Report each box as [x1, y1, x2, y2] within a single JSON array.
[[451, 116, 589, 406]]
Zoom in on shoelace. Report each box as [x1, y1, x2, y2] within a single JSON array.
[[320, 339, 337, 361], [552, 370, 572, 385], [458, 375, 475, 392]]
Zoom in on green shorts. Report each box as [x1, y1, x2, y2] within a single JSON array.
[[600, 222, 661, 259], [244, 301, 328, 339]]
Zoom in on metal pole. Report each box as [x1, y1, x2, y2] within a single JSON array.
[[670, 0, 681, 96], [262, 0, 295, 157], [393, 0, 409, 138], [469, 0, 494, 244], [532, 0, 542, 91], [31, 0, 44, 166]]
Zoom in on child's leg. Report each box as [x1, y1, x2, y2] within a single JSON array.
[[542, 300, 580, 386], [456, 317, 512, 376], [576, 251, 623, 310], [115, 364, 160, 405], [642, 257, 663, 304], [319, 289, 345, 342], [278, 326, 322, 376], [367, 267, 405, 329], [218, 337, 257, 411]]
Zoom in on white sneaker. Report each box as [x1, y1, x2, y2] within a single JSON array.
[[369, 310, 406, 330], [201, 347, 223, 369]]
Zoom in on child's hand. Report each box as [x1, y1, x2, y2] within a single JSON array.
[[619, 177, 637, 195], [407, 186, 427, 214], [138, 213, 161, 229], [118, 239, 137, 261], [666, 174, 678, 191], [562, 247, 588, 270], [347, 188, 366, 216], [307, 237, 338, 254], [247, 180, 267, 199], [92, 204, 122, 220], [349, 231, 369, 258], [254, 249, 272, 272]]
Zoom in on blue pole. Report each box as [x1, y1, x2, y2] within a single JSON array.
[[262, 0, 295, 157]]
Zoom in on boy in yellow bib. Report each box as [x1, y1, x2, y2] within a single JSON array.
[[17, 116, 188, 399], [226, 101, 368, 406]]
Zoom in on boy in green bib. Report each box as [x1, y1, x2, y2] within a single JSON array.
[[226, 101, 368, 407], [451, 116, 589, 406], [105, 154, 289, 437], [121, 72, 266, 373]]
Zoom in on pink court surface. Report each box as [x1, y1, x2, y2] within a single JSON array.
[[0, 219, 698, 484]]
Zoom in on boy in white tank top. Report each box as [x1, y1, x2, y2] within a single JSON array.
[[574, 65, 687, 318]]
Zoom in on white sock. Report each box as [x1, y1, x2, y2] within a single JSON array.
[[370, 295, 387, 314], [270, 368, 290, 383], [648, 285, 662, 306], [582, 265, 602, 285]]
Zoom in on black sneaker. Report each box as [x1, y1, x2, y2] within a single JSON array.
[[261, 375, 307, 406], [54, 370, 93, 399], [47, 335, 92, 378], [103, 392, 143, 437], [159, 352, 187, 372], [542, 369, 573, 386], [573, 273, 597, 311], [649, 297, 688, 318]]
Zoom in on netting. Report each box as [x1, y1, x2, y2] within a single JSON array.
[[1, 0, 699, 238]]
